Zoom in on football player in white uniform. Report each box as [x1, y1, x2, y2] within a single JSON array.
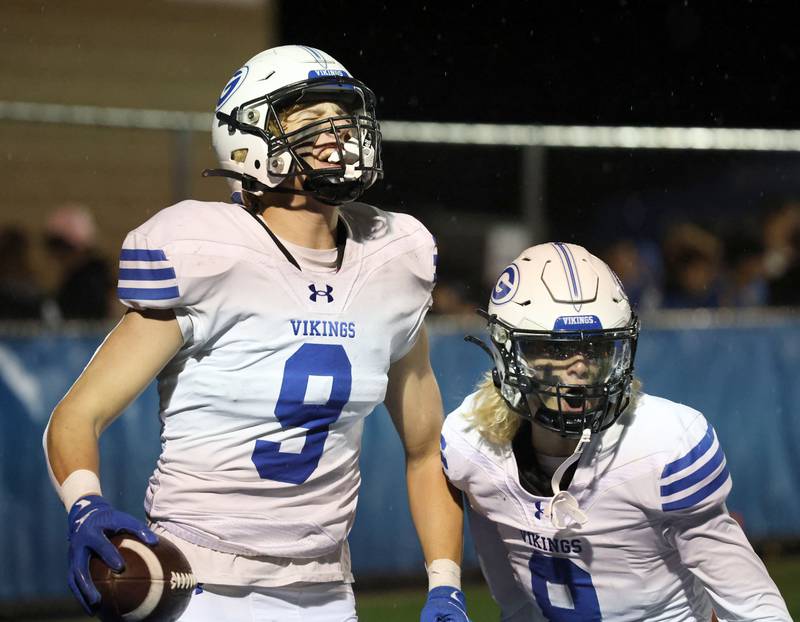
[[440, 243, 791, 621], [44, 46, 469, 622]]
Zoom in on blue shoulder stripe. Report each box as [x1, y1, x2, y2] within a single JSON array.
[[661, 466, 730, 512], [117, 286, 180, 301], [120, 248, 167, 261], [118, 267, 177, 281], [661, 423, 715, 478], [660, 443, 726, 497]]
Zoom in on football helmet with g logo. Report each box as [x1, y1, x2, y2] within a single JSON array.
[[470, 243, 639, 438], [206, 45, 382, 205]]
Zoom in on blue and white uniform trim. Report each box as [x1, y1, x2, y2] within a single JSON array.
[[552, 243, 583, 305], [117, 248, 180, 302], [660, 423, 730, 511]]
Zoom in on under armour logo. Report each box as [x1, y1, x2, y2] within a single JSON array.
[[73, 508, 99, 532], [308, 283, 334, 303], [534, 500, 544, 520]]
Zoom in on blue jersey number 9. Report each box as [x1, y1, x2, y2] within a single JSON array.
[[251, 343, 352, 484], [529, 552, 601, 621]]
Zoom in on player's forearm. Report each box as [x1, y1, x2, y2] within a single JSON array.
[[45, 369, 119, 485], [45, 309, 183, 486], [45, 406, 102, 485], [406, 450, 464, 565]]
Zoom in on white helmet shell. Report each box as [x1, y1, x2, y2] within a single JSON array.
[[489, 242, 631, 332], [481, 242, 639, 437], [211, 45, 381, 203]]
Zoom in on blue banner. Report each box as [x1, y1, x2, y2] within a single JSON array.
[[1, 318, 799, 600]]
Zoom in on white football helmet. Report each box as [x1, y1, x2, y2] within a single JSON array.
[[469, 242, 639, 438], [205, 45, 382, 205]]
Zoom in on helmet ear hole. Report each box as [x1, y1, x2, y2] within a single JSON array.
[[231, 149, 248, 163], [492, 368, 501, 388]]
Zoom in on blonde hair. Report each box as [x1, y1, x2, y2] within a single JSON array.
[[465, 373, 522, 446], [465, 374, 643, 446], [267, 102, 306, 136]]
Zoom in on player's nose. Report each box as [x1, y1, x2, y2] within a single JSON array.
[[313, 126, 351, 150], [565, 357, 590, 381]]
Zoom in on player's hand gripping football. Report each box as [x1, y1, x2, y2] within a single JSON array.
[[67, 495, 158, 614], [420, 586, 471, 622]]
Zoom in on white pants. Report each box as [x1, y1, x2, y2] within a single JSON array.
[[178, 583, 358, 622]]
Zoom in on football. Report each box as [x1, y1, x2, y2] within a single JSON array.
[[89, 534, 196, 622]]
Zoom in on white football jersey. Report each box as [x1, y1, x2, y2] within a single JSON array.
[[118, 200, 435, 571], [441, 392, 791, 621]]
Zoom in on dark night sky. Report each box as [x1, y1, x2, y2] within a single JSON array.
[[281, 2, 800, 293], [281, 2, 798, 128]]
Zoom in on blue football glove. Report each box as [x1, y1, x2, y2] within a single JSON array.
[[420, 586, 470, 622], [67, 495, 158, 615]]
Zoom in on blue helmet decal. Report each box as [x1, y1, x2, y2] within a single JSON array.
[[552, 242, 583, 301], [217, 65, 249, 111], [308, 69, 348, 78], [300, 46, 329, 67], [492, 263, 520, 305], [553, 315, 603, 331]]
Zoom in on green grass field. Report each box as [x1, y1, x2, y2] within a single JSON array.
[[17, 556, 799, 621]]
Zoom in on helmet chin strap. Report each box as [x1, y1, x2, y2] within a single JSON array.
[[546, 428, 591, 529], [300, 137, 368, 204], [301, 174, 366, 205], [466, 330, 592, 529]]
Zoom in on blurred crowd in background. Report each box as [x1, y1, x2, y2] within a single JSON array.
[[602, 196, 800, 311], [0, 205, 117, 322], [1, 196, 797, 322], [431, 196, 800, 316]]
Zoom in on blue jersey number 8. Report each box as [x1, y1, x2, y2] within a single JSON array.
[[529, 552, 601, 621], [251, 343, 352, 484]]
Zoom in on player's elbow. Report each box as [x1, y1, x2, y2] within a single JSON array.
[[404, 434, 444, 468], [45, 402, 103, 483], [47, 399, 102, 451]]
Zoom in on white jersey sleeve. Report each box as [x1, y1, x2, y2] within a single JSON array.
[[440, 393, 512, 523], [654, 411, 791, 620], [655, 410, 732, 515], [667, 508, 791, 621], [379, 211, 436, 363], [117, 200, 236, 343]]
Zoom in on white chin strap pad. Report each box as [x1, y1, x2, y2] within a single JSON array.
[[546, 428, 592, 529]]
